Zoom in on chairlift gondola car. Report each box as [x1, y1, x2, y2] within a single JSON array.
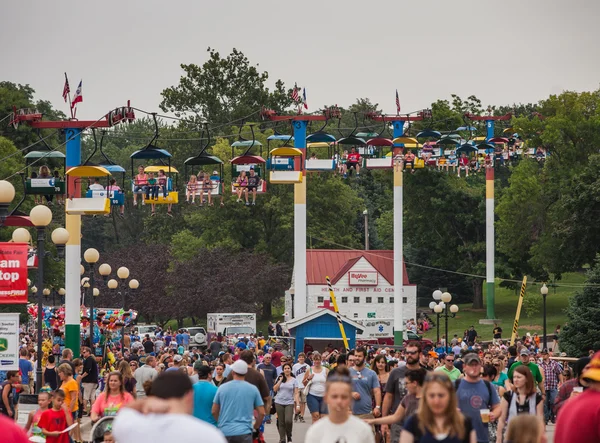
[[184, 154, 224, 202], [231, 139, 267, 194], [24, 151, 67, 200], [268, 147, 303, 184], [392, 136, 424, 169], [85, 130, 126, 208], [365, 137, 394, 169], [130, 147, 179, 205], [306, 142, 336, 171], [65, 166, 111, 215]]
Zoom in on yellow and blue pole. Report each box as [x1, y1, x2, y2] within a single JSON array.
[[64, 128, 82, 355], [326, 276, 349, 352], [510, 276, 527, 345], [392, 119, 405, 344], [293, 120, 308, 319]]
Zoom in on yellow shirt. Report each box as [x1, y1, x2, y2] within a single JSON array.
[[61, 378, 79, 412], [259, 339, 266, 349]]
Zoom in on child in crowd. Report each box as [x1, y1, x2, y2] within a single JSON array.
[[25, 389, 51, 440], [104, 431, 115, 443], [38, 389, 73, 443]]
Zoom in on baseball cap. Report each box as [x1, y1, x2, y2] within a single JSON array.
[[231, 360, 248, 375], [173, 354, 183, 363], [464, 353, 481, 365], [520, 348, 530, 356]]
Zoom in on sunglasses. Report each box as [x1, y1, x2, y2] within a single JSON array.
[[406, 351, 419, 355], [446, 359, 454, 363]]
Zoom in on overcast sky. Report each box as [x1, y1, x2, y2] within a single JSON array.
[[2, 0, 599, 121]]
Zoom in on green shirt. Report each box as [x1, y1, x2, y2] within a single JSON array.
[[434, 365, 462, 381], [507, 361, 543, 385]]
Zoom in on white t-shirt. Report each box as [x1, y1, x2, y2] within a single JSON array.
[[113, 408, 226, 443], [305, 415, 375, 443]]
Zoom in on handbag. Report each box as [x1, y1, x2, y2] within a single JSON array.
[[303, 367, 313, 397]]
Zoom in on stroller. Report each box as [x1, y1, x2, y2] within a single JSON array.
[[90, 416, 115, 443]]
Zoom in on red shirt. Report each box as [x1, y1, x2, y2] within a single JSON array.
[[347, 152, 361, 163], [554, 388, 600, 443], [0, 414, 30, 443], [271, 350, 284, 367], [38, 408, 70, 443]]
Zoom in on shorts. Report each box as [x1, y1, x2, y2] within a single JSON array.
[[346, 162, 359, 169], [134, 185, 147, 193], [299, 389, 307, 403], [247, 186, 257, 192], [306, 393, 328, 415], [82, 383, 98, 402]]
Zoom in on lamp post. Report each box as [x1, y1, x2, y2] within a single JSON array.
[[440, 292, 459, 353], [108, 266, 139, 350], [289, 288, 295, 319], [24, 205, 69, 393], [541, 283, 549, 350], [431, 290, 443, 344], [363, 209, 369, 251], [84, 248, 100, 350], [0, 180, 16, 224]]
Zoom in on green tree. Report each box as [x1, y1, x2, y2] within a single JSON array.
[[160, 48, 293, 126], [559, 256, 600, 356]]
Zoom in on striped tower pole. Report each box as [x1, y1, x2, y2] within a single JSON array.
[[326, 276, 349, 352], [64, 128, 82, 355], [485, 118, 496, 319], [392, 120, 405, 344], [485, 166, 496, 319], [293, 120, 308, 319]]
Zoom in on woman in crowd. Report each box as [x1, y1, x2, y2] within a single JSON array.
[[400, 372, 476, 443], [91, 371, 134, 422], [118, 360, 137, 398], [497, 366, 544, 442], [305, 366, 375, 443], [274, 362, 301, 443], [213, 364, 226, 387], [505, 415, 545, 443], [303, 351, 329, 423], [491, 356, 509, 389], [42, 354, 58, 390]]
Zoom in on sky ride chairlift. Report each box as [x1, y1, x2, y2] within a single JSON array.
[[129, 114, 179, 205], [231, 124, 267, 193], [183, 124, 224, 200], [305, 129, 337, 171], [23, 131, 67, 200], [65, 165, 111, 215]]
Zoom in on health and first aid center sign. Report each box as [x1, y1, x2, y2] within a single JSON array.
[[0, 243, 29, 304]]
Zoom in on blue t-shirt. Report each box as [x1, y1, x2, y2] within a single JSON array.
[[19, 358, 33, 385], [235, 341, 247, 350], [213, 380, 263, 437], [182, 333, 190, 346], [175, 334, 183, 346], [193, 381, 218, 425], [456, 379, 500, 443], [349, 367, 380, 415], [257, 363, 277, 391]]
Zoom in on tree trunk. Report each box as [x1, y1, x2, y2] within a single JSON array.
[[262, 301, 272, 320], [471, 279, 484, 309], [190, 316, 197, 326], [177, 317, 184, 329]]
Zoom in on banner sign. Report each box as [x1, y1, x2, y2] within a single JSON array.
[[348, 271, 378, 286], [0, 313, 20, 370], [0, 243, 29, 304]]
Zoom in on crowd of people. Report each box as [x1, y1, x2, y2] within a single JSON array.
[[1, 323, 599, 443]]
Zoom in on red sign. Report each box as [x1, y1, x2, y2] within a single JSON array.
[[348, 271, 378, 286], [0, 243, 29, 304]]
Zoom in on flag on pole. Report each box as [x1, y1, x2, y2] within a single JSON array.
[[291, 83, 300, 103], [303, 88, 308, 110], [71, 81, 83, 109], [396, 89, 401, 115], [62, 74, 70, 102]]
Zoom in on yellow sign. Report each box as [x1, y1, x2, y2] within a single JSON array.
[[510, 276, 527, 345]]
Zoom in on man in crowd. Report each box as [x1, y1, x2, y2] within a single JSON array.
[[192, 364, 217, 426], [224, 350, 271, 419], [257, 353, 277, 424], [18, 348, 33, 394], [113, 371, 226, 442], [434, 352, 461, 381], [142, 334, 154, 354], [212, 360, 265, 443], [166, 354, 184, 372], [349, 347, 381, 420], [382, 342, 422, 443], [59, 348, 74, 372], [492, 323, 503, 342], [467, 325, 478, 344], [80, 346, 98, 413], [420, 349, 432, 371], [456, 353, 500, 443], [508, 348, 545, 396], [134, 355, 157, 398], [539, 348, 563, 424]]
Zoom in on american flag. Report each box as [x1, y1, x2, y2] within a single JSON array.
[[303, 88, 308, 110], [291, 83, 300, 103], [62, 73, 70, 102], [396, 89, 401, 115]]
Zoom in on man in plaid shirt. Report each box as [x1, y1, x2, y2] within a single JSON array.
[[539, 349, 563, 424]]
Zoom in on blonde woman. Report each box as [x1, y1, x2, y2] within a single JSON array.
[[400, 372, 476, 443], [303, 351, 329, 423]]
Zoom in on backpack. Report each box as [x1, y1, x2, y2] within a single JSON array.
[[455, 379, 494, 408]]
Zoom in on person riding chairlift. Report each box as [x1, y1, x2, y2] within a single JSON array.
[[343, 147, 361, 178]]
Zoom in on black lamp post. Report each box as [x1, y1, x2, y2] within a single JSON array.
[[541, 283, 549, 350], [440, 292, 459, 353]]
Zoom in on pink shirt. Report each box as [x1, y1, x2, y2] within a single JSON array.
[[92, 392, 134, 417]]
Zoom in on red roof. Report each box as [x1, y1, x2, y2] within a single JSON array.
[[306, 250, 411, 285]]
